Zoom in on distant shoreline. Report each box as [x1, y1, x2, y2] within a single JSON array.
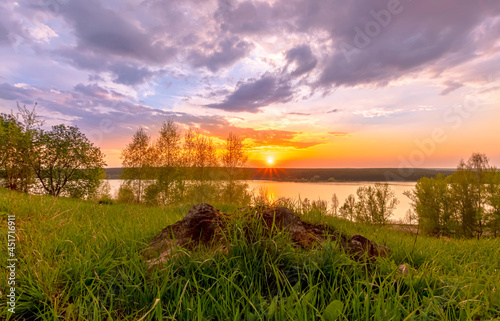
[[105, 167, 454, 182]]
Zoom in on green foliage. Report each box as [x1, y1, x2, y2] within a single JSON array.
[[0, 104, 106, 199], [355, 183, 399, 224], [339, 194, 356, 221], [407, 153, 500, 237], [120, 123, 251, 206], [404, 174, 455, 235], [98, 195, 114, 205], [485, 171, 500, 237], [121, 127, 154, 203], [220, 180, 251, 206], [117, 184, 136, 204], [34, 124, 106, 198], [149, 119, 185, 205], [221, 132, 250, 204], [322, 300, 344, 321], [0, 104, 40, 192], [0, 188, 499, 320]]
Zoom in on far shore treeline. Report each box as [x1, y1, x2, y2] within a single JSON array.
[[105, 167, 455, 182], [1, 105, 499, 238]]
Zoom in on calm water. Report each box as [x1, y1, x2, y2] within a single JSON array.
[[107, 180, 416, 221]]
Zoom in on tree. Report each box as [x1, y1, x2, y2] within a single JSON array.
[[183, 129, 218, 203], [404, 174, 454, 235], [221, 132, 249, 204], [355, 186, 376, 223], [0, 113, 25, 190], [486, 171, 500, 237], [121, 127, 153, 203], [404, 209, 418, 225], [331, 193, 339, 216], [117, 183, 136, 204], [355, 183, 398, 224], [33, 124, 106, 198], [448, 153, 491, 238], [0, 104, 42, 192], [149, 119, 183, 205], [339, 194, 356, 221], [406, 153, 499, 238]]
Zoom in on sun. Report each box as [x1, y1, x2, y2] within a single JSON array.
[[266, 156, 275, 166]]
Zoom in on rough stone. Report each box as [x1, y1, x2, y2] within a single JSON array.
[[143, 204, 390, 265], [345, 234, 391, 262], [142, 203, 226, 263], [398, 263, 410, 276]]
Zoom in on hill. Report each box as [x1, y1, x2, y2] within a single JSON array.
[[0, 188, 498, 320]]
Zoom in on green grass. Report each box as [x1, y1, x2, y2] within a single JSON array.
[[1, 188, 499, 320]]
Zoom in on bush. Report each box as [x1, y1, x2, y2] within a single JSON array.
[[117, 185, 135, 204], [98, 196, 114, 205]]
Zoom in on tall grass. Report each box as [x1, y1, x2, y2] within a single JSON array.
[[1, 188, 499, 320]]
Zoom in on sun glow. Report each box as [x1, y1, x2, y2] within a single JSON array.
[[266, 156, 275, 166]]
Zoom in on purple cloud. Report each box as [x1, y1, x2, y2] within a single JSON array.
[[0, 83, 36, 102], [285, 45, 318, 77], [188, 36, 253, 72], [109, 63, 164, 86], [440, 80, 464, 96], [60, 0, 176, 64], [0, 0, 499, 117], [205, 74, 294, 112]]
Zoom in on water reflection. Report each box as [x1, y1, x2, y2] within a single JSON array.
[[107, 179, 415, 220]]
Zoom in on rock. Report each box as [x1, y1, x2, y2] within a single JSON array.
[[142, 203, 226, 263], [345, 234, 391, 262], [398, 263, 410, 276], [143, 204, 389, 265], [248, 206, 346, 249]]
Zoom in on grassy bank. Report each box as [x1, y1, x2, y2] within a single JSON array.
[[1, 188, 499, 320]]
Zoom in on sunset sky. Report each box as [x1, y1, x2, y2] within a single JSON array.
[[1, 0, 499, 168]]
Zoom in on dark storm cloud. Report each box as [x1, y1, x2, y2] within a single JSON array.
[[205, 74, 294, 112]]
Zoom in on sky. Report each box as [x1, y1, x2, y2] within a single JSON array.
[[1, 0, 499, 168]]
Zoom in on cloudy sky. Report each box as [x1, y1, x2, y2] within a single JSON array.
[[1, 0, 499, 168]]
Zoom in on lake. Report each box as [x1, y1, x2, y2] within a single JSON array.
[[106, 180, 416, 221]]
